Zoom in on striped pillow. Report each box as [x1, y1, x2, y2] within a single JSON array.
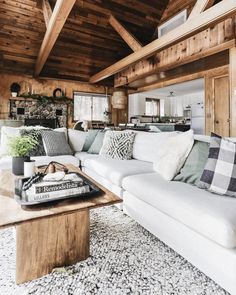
[[41, 130, 73, 156]]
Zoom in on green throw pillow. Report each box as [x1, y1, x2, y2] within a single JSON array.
[[82, 129, 99, 151], [174, 140, 209, 185], [87, 131, 106, 154]]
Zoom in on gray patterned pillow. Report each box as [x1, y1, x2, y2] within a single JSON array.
[[41, 130, 73, 156], [100, 131, 136, 160]]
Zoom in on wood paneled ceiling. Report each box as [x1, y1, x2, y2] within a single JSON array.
[[0, 0, 168, 83]]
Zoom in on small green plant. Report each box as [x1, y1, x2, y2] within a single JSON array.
[[10, 82, 21, 93], [7, 136, 38, 157]]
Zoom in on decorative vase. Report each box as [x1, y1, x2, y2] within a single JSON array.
[[11, 92, 18, 98], [12, 156, 30, 175]]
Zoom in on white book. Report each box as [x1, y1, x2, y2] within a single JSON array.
[[25, 184, 90, 202]]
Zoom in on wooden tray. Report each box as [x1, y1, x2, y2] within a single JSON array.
[[14, 172, 100, 206]]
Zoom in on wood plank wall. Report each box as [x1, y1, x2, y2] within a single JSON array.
[[115, 18, 235, 88], [0, 74, 114, 127]]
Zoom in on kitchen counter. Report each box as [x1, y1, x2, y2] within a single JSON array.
[[145, 123, 190, 132]]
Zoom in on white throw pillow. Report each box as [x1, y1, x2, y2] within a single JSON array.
[[132, 131, 178, 163], [0, 126, 20, 156], [68, 129, 87, 152], [153, 130, 194, 180]]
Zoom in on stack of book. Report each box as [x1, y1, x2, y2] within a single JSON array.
[[22, 173, 90, 202]]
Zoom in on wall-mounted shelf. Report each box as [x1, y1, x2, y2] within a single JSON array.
[[9, 97, 72, 104], [9, 97, 34, 102]]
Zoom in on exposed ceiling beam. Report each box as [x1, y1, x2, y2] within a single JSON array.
[[189, 0, 215, 20], [41, 0, 52, 28], [35, 0, 76, 77], [90, 0, 236, 84], [109, 14, 142, 51]]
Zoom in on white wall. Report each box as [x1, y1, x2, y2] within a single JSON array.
[[163, 91, 204, 117]]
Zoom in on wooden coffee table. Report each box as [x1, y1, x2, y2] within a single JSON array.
[[0, 164, 121, 284]]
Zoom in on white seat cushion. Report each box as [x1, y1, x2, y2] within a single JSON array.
[[122, 173, 236, 248], [83, 157, 154, 186], [0, 155, 80, 170], [74, 152, 99, 166]]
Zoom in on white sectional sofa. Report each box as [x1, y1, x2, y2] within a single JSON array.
[[1, 128, 236, 294]]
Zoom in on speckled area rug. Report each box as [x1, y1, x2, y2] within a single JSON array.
[[0, 206, 229, 295]]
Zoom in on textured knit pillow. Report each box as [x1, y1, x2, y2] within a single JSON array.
[[100, 131, 136, 160], [41, 130, 73, 156], [87, 131, 106, 154], [197, 133, 236, 196]]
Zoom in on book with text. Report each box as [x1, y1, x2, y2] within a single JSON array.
[[25, 184, 90, 202]]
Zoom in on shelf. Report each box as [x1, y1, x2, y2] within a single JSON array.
[[9, 97, 72, 104], [9, 97, 34, 102]]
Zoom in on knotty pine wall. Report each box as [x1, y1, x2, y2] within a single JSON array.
[[0, 73, 115, 128]]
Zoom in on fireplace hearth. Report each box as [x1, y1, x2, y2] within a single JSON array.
[[25, 118, 57, 129]]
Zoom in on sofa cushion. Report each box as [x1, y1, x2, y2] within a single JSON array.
[[41, 130, 73, 156], [122, 173, 236, 248], [198, 133, 236, 197], [132, 131, 177, 163], [20, 127, 48, 156], [83, 157, 154, 186], [153, 130, 194, 180], [74, 152, 99, 166], [87, 131, 105, 154], [0, 126, 20, 155], [100, 131, 136, 160], [174, 140, 209, 185], [82, 129, 100, 151], [68, 129, 87, 153], [0, 155, 80, 170]]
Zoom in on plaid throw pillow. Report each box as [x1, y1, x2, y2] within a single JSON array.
[[197, 133, 236, 196]]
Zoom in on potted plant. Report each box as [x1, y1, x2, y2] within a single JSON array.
[[10, 82, 21, 97], [8, 135, 38, 175]]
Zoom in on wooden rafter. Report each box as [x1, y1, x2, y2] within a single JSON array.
[[41, 0, 52, 28], [189, 0, 215, 20], [35, 0, 76, 77], [109, 14, 142, 51], [90, 0, 236, 84]]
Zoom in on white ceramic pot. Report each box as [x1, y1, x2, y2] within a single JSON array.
[[11, 92, 18, 97]]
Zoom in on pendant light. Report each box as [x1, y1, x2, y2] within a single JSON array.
[[111, 88, 128, 109]]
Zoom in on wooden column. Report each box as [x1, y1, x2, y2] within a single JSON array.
[[229, 47, 236, 136], [16, 210, 89, 284]]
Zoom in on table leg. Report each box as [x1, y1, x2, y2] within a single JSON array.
[[15, 209, 89, 284]]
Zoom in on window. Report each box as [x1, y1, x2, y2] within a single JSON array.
[[158, 10, 187, 37], [73, 92, 109, 121], [145, 98, 160, 116]]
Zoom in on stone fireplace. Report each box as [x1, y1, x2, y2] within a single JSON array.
[[9, 98, 68, 127]]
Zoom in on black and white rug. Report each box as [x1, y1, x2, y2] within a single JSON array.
[[0, 206, 229, 295]]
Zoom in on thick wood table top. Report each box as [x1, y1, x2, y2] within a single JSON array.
[[0, 164, 122, 229]]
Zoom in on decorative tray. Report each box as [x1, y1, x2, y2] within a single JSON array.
[[14, 172, 101, 206]]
